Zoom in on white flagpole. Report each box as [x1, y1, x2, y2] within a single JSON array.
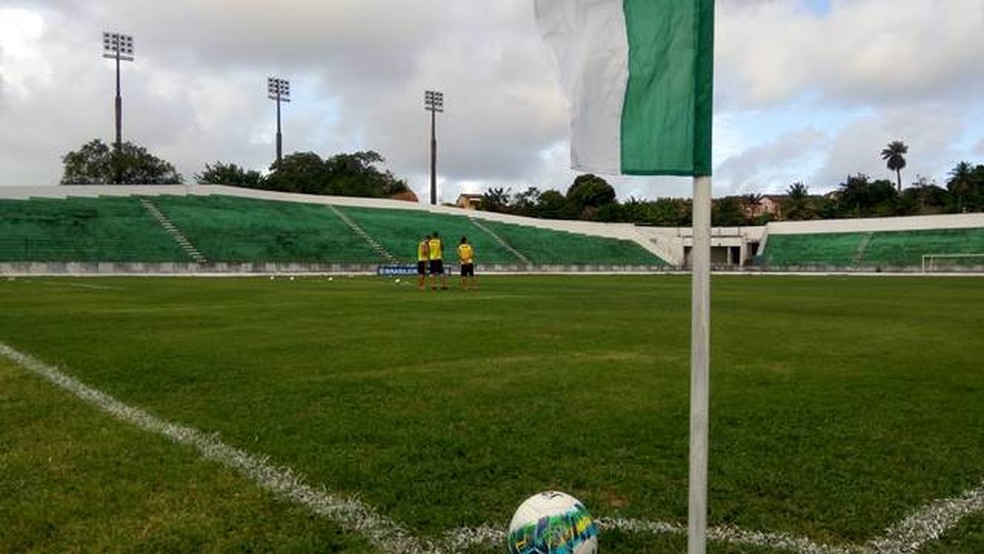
[[689, 175, 712, 554]]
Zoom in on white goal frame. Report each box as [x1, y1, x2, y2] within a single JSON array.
[[921, 253, 984, 272]]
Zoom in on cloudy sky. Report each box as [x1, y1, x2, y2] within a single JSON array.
[[1, 0, 983, 202]]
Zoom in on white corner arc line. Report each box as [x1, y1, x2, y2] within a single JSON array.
[[0, 343, 427, 554], [3, 341, 983, 554], [866, 483, 984, 553]]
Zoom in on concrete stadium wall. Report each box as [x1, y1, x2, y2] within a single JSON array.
[[765, 213, 984, 235]]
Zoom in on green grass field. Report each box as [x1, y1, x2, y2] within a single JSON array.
[[1, 275, 982, 553]]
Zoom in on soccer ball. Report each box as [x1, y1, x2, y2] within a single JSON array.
[[507, 491, 598, 554]]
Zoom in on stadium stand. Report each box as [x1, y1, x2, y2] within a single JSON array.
[[0, 192, 666, 268], [479, 219, 666, 266], [759, 232, 867, 267], [760, 228, 984, 268], [0, 196, 188, 262], [1, 186, 980, 273], [863, 228, 984, 267], [334, 205, 665, 266], [149, 195, 380, 263], [334, 206, 523, 264]]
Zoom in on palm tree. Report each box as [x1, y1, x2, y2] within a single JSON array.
[[782, 182, 813, 220], [881, 140, 908, 192], [947, 161, 975, 212]]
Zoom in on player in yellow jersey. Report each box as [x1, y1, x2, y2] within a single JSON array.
[[416, 234, 430, 290], [457, 236, 476, 290], [427, 231, 448, 290]]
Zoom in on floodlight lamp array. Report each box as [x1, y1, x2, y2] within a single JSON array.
[[102, 32, 134, 61], [268, 77, 291, 102], [424, 90, 443, 112]]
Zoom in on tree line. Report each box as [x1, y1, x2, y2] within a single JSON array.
[[59, 139, 410, 200], [477, 166, 983, 226], [478, 140, 981, 224], [59, 138, 983, 224]]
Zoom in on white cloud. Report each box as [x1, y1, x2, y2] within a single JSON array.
[[717, 128, 828, 194], [1, 0, 983, 207], [718, 0, 984, 108], [813, 104, 964, 191]]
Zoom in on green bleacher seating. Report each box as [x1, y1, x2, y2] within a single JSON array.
[[760, 232, 865, 267], [336, 206, 665, 266], [0, 196, 188, 262], [335, 206, 522, 264], [150, 195, 379, 263], [861, 229, 984, 266], [762, 228, 984, 267], [0, 194, 670, 266], [480, 220, 665, 266]]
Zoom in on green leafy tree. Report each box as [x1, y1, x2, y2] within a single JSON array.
[[881, 140, 908, 192], [511, 187, 542, 217], [906, 175, 948, 214], [196, 162, 264, 187], [619, 197, 650, 223], [262, 150, 409, 198], [594, 202, 625, 222], [566, 174, 617, 219], [61, 139, 183, 184], [836, 173, 898, 217], [265, 152, 328, 194], [712, 196, 747, 226], [651, 197, 692, 226], [537, 189, 573, 219], [323, 151, 410, 198], [481, 187, 512, 213]]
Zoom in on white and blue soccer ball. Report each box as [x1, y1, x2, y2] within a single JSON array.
[[507, 491, 598, 554]]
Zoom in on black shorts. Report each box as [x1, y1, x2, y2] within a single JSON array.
[[429, 259, 444, 275], [417, 261, 427, 275], [460, 263, 474, 277]]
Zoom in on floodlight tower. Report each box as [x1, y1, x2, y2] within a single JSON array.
[[102, 31, 134, 180], [424, 90, 443, 205], [267, 77, 291, 163]]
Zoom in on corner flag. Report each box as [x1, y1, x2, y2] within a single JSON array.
[[535, 0, 714, 177], [536, 3, 716, 553]]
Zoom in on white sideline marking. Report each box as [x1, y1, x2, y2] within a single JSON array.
[[3, 341, 982, 553]]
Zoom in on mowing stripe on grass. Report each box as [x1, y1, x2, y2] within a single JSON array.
[[4, 340, 982, 553], [0, 343, 426, 554]]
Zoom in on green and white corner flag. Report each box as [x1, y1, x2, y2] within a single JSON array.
[[535, 0, 714, 177]]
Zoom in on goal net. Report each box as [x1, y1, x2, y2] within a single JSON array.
[[921, 253, 984, 273]]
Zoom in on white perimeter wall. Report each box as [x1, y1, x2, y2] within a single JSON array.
[[765, 213, 984, 234]]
